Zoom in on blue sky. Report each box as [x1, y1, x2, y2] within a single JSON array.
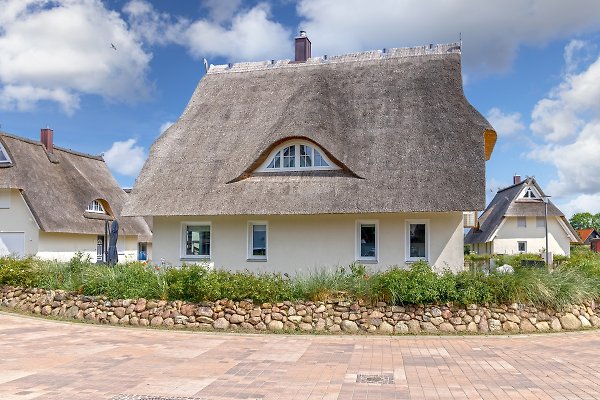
[[1, 0, 600, 217]]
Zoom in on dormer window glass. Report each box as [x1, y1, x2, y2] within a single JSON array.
[[523, 188, 537, 199], [86, 200, 106, 214], [0, 143, 11, 164], [261, 140, 337, 172]]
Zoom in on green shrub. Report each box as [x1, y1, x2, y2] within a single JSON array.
[[0, 257, 35, 287]]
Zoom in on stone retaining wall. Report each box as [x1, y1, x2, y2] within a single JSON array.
[[1, 286, 599, 334]]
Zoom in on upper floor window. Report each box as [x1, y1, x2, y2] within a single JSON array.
[[0, 143, 11, 165], [260, 141, 338, 172], [523, 188, 537, 198], [86, 200, 106, 214]]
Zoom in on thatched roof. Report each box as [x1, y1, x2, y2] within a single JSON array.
[[125, 43, 495, 217], [465, 178, 579, 244], [0, 132, 152, 240]]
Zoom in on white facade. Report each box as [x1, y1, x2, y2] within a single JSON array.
[[472, 215, 572, 256], [0, 189, 149, 262], [153, 212, 465, 274]]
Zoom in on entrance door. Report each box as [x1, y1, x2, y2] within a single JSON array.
[[97, 235, 105, 262], [0, 232, 25, 257]]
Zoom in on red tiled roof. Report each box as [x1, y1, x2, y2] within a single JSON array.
[[578, 228, 595, 241]]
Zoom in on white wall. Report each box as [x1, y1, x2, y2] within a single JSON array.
[[37, 232, 141, 263], [153, 212, 465, 274], [0, 189, 39, 256], [491, 216, 571, 256]]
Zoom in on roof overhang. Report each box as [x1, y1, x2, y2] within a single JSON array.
[[484, 129, 497, 161]]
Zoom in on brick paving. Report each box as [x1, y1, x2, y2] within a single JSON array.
[[1, 311, 599, 399]]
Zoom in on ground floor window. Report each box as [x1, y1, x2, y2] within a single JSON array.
[[248, 222, 267, 260], [183, 224, 211, 258], [97, 235, 105, 262], [407, 220, 429, 261], [518, 241, 527, 253], [356, 220, 378, 262]]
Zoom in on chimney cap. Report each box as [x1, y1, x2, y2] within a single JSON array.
[[299, 30, 307, 37]]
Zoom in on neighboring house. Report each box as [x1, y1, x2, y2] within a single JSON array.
[[125, 34, 497, 273], [465, 176, 580, 256], [0, 129, 152, 262], [577, 228, 600, 245]]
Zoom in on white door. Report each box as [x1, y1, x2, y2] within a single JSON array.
[[0, 232, 25, 257]]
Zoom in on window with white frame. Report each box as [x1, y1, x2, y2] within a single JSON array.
[[407, 220, 429, 261], [536, 216, 545, 228], [0, 143, 10, 164], [357, 221, 378, 261], [517, 216, 527, 228], [260, 141, 338, 172], [518, 241, 527, 253], [183, 224, 211, 258], [248, 222, 267, 260], [86, 200, 106, 214]]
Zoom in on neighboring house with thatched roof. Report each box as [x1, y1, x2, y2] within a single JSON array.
[[465, 176, 580, 256], [577, 228, 600, 245], [125, 33, 496, 273], [0, 129, 152, 262]]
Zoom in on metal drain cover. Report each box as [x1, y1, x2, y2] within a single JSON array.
[[356, 373, 395, 384]]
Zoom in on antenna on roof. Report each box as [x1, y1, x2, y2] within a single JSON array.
[[459, 32, 462, 48], [203, 58, 209, 73]]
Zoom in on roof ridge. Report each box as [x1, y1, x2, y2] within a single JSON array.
[[207, 42, 461, 75], [0, 131, 104, 161]]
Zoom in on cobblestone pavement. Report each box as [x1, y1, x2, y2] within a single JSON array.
[[2, 311, 600, 400]]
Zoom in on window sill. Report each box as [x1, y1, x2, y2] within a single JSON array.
[[405, 259, 428, 263], [247, 258, 267, 262], [356, 259, 378, 264], [180, 257, 211, 261]]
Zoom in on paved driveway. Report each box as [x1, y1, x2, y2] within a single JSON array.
[[1, 311, 599, 400]]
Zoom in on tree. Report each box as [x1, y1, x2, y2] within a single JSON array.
[[570, 212, 600, 231], [570, 212, 593, 231]]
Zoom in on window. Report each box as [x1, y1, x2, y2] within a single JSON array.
[[183, 224, 211, 258], [536, 216, 545, 228], [261, 140, 337, 172], [138, 242, 148, 261], [0, 143, 10, 165], [523, 188, 537, 198], [518, 241, 527, 253], [517, 216, 527, 228], [406, 220, 429, 261], [86, 200, 106, 214], [357, 221, 378, 261], [248, 222, 267, 260]]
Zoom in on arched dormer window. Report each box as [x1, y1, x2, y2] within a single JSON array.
[[86, 200, 106, 214], [0, 142, 11, 165], [258, 141, 338, 172]]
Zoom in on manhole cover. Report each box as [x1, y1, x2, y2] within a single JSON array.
[[356, 373, 395, 384]]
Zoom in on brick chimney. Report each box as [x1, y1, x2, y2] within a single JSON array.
[[513, 174, 521, 185], [294, 30, 311, 63], [40, 128, 53, 153]]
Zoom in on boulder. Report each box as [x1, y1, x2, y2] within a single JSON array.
[[560, 313, 581, 330]]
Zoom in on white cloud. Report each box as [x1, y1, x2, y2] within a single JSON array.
[[558, 194, 600, 218], [184, 3, 291, 61], [0, 0, 152, 113], [528, 41, 600, 198], [159, 120, 174, 134], [103, 138, 146, 177], [202, 0, 243, 23], [123, 0, 188, 46], [486, 108, 524, 137], [296, 0, 600, 74]]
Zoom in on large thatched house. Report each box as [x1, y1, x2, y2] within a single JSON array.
[[0, 129, 152, 262], [125, 34, 496, 273], [465, 176, 579, 256]]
